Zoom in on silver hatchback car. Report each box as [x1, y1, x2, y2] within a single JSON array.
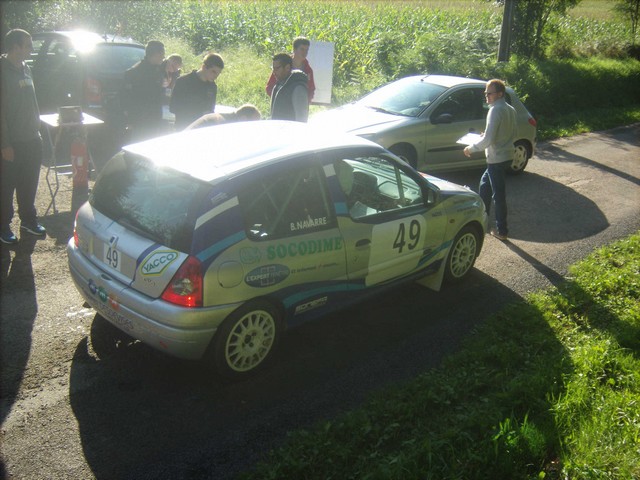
[[67, 121, 487, 379], [311, 75, 537, 174]]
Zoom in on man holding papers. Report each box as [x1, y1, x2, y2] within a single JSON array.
[[463, 79, 517, 241]]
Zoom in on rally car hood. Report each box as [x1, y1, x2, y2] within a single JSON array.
[[422, 173, 475, 196]]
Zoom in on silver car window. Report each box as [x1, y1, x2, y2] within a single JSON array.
[[431, 88, 486, 123], [357, 77, 447, 117]]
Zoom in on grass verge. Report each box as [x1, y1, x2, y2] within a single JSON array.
[[537, 105, 640, 141], [241, 232, 640, 479]]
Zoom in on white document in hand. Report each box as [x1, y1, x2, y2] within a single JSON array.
[[456, 132, 483, 145]]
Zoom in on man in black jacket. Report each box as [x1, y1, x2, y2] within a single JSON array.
[[270, 53, 308, 122], [1, 29, 46, 244], [170, 52, 224, 131], [122, 40, 165, 142]]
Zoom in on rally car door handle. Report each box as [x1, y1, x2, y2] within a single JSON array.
[[356, 239, 371, 247]]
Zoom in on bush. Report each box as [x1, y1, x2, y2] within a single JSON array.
[[501, 57, 640, 121]]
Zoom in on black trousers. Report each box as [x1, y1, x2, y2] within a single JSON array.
[[1, 137, 43, 232]]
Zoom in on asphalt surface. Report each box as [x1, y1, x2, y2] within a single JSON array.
[[1, 124, 639, 479]]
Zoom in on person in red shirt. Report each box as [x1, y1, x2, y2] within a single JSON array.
[[266, 36, 315, 103]]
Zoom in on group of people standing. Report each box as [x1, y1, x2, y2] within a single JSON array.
[[0, 30, 318, 246], [120, 40, 227, 141], [122, 35, 316, 143]]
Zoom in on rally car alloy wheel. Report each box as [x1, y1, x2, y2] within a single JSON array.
[[211, 300, 282, 378], [445, 225, 479, 282]]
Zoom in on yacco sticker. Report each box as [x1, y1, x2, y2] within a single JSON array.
[[141, 250, 179, 276], [245, 264, 290, 288], [266, 236, 343, 260]]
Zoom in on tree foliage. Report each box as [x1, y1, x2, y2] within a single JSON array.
[[614, 0, 640, 45], [511, 0, 582, 59]]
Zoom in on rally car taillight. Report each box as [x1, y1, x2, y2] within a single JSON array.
[[161, 256, 203, 307]]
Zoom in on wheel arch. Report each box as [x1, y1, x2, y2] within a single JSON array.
[[213, 295, 287, 338], [388, 142, 418, 169]]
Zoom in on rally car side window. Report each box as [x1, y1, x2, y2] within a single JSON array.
[[239, 162, 335, 240], [334, 155, 424, 219]]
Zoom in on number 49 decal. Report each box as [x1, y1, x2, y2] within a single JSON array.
[[393, 219, 421, 253], [104, 245, 120, 271]]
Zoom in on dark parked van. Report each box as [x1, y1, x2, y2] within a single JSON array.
[[28, 31, 146, 165], [28, 31, 145, 119]]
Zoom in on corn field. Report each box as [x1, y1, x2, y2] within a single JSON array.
[[2, 0, 638, 121], [1, 0, 635, 89]]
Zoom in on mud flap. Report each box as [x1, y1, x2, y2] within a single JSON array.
[[415, 262, 445, 291]]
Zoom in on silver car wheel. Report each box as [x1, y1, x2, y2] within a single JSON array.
[[510, 141, 531, 174], [445, 226, 478, 282]]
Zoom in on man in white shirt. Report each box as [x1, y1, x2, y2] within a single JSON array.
[[464, 78, 517, 241]]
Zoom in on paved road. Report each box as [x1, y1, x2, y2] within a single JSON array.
[[1, 124, 639, 479]]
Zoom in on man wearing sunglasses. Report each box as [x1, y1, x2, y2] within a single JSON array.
[[463, 79, 517, 241]]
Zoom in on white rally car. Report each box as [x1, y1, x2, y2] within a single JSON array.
[[67, 121, 487, 379]]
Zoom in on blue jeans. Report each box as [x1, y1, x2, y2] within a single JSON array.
[[479, 161, 509, 235]]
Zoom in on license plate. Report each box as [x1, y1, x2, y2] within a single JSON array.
[[104, 244, 121, 271]]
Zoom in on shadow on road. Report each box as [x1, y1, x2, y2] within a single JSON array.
[[0, 236, 38, 427], [69, 269, 527, 479], [537, 144, 640, 187], [438, 169, 609, 244]]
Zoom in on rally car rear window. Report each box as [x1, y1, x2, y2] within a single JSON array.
[[90, 152, 205, 251]]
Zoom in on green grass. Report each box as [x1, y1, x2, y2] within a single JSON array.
[[568, 0, 618, 21], [241, 233, 640, 479], [537, 105, 640, 140]]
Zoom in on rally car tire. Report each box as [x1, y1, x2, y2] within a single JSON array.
[[444, 225, 479, 283], [209, 299, 283, 379]]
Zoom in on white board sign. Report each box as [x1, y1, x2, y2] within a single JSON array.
[[307, 41, 334, 105]]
